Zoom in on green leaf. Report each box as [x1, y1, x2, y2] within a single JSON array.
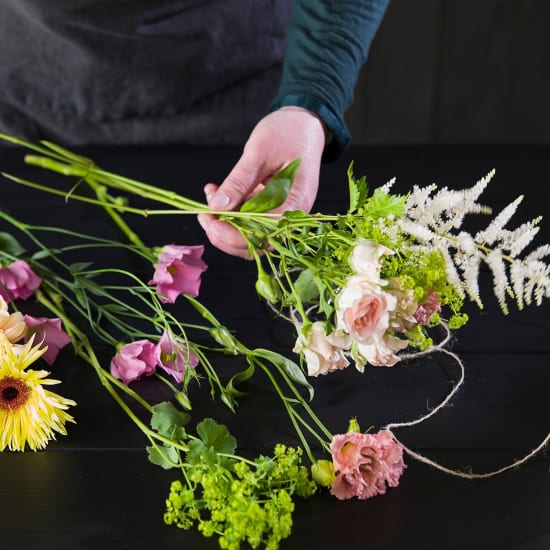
[[186, 439, 218, 466], [294, 268, 320, 303], [282, 209, 308, 220], [224, 361, 256, 400], [253, 348, 314, 401], [69, 262, 94, 273], [0, 232, 25, 257], [347, 162, 367, 214], [151, 401, 191, 438], [147, 445, 179, 469], [366, 188, 407, 219], [196, 418, 237, 455], [240, 158, 300, 213], [31, 248, 64, 260]]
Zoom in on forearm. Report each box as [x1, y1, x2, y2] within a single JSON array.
[[271, 0, 390, 160]]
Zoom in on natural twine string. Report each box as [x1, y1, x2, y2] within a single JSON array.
[[383, 325, 550, 479]]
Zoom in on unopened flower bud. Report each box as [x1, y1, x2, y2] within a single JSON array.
[[347, 417, 361, 433], [175, 391, 192, 411], [209, 326, 238, 355], [311, 460, 335, 487], [255, 268, 280, 304]]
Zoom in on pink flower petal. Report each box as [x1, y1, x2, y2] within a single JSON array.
[[156, 331, 199, 383], [0, 260, 42, 301], [330, 430, 406, 500], [149, 245, 207, 303], [24, 315, 72, 366], [110, 339, 158, 385]]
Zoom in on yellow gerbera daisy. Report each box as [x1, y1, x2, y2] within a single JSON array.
[[0, 333, 76, 451]]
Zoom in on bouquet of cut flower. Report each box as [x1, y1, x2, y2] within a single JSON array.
[[0, 132, 548, 549]]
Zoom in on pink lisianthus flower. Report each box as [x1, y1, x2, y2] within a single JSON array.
[[156, 331, 199, 383], [336, 276, 397, 344], [0, 260, 42, 301], [293, 322, 351, 377], [23, 315, 72, 366], [110, 339, 158, 385], [149, 244, 207, 303], [330, 430, 406, 500], [414, 290, 442, 325]]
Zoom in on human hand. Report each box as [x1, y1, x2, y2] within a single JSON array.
[[197, 106, 327, 257]]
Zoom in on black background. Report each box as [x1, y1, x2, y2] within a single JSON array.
[[0, 143, 549, 549]]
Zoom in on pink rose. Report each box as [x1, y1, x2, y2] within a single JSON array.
[[293, 322, 351, 377], [110, 339, 158, 385], [330, 430, 406, 500], [0, 260, 42, 301], [355, 332, 409, 368], [350, 240, 394, 282], [156, 331, 199, 383], [149, 244, 207, 303], [336, 276, 397, 344], [414, 290, 441, 325], [23, 315, 72, 365], [0, 296, 27, 343]]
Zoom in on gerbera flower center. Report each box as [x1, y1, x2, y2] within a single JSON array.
[[0, 376, 31, 411]]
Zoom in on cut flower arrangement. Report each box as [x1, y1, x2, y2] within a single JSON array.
[[0, 132, 549, 549]]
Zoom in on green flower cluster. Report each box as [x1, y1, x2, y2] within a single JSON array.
[[164, 444, 316, 550], [145, 403, 316, 549]]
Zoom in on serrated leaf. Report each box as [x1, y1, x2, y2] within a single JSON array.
[[147, 445, 179, 469], [240, 158, 300, 213], [186, 439, 218, 466], [0, 232, 25, 256], [196, 418, 237, 455], [347, 162, 367, 214], [151, 401, 190, 437], [367, 188, 407, 219]]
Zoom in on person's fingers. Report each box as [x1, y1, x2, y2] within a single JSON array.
[[197, 213, 251, 259], [206, 151, 267, 211]]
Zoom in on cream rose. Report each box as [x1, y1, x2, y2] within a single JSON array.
[[387, 278, 418, 333], [336, 276, 397, 344], [350, 240, 394, 282], [0, 295, 27, 343], [294, 322, 350, 377], [355, 333, 409, 368]]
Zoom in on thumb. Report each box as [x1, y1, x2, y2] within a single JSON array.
[[208, 153, 264, 211]]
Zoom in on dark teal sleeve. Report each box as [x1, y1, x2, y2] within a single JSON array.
[[270, 0, 390, 160]]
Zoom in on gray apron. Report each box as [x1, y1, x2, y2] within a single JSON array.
[[0, 0, 292, 145]]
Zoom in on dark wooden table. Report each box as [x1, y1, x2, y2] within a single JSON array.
[[0, 144, 549, 550]]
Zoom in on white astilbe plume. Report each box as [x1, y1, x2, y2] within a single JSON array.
[[395, 170, 550, 312], [403, 171, 494, 235], [474, 196, 524, 245], [379, 177, 396, 195]]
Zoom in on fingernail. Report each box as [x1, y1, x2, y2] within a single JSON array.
[[209, 192, 230, 210]]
